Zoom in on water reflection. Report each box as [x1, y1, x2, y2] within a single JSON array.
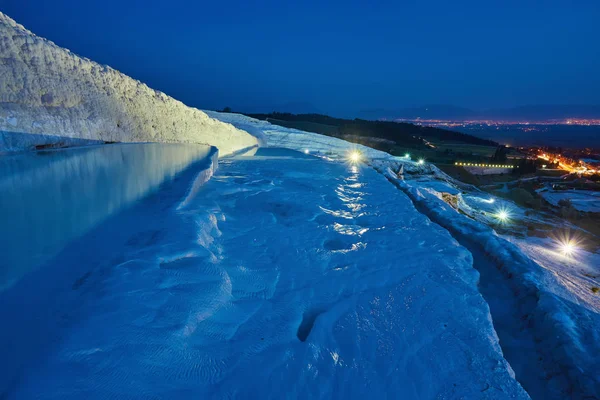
[[0, 143, 215, 291], [320, 164, 370, 254]]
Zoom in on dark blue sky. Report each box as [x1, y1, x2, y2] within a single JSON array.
[[2, 0, 599, 116]]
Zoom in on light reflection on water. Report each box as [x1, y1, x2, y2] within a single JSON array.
[[324, 163, 371, 252], [0, 143, 215, 291]]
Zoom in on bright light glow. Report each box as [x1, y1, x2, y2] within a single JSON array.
[[550, 231, 583, 260], [348, 150, 362, 164], [304, 149, 310, 154], [561, 241, 577, 257], [487, 198, 495, 204], [405, 153, 410, 158], [494, 208, 510, 223], [418, 159, 425, 165]]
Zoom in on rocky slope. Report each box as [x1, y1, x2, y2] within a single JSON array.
[[0, 12, 257, 155]]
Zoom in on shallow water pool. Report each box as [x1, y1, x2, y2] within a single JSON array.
[[0, 146, 526, 399]]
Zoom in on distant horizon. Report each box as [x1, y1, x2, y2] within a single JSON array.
[[243, 109, 600, 149], [238, 104, 600, 123], [215, 102, 600, 114]]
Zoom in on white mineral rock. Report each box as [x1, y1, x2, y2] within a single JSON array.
[[0, 12, 257, 155]]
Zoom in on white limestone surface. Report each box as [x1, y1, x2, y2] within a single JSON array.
[[0, 13, 257, 155]]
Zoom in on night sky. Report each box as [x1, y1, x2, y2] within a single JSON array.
[[2, 0, 599, 117]]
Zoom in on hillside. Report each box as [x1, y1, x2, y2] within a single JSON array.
[[246, 112, 498, 149], [0, 13, 257, 155]]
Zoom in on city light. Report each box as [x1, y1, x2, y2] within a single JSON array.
[[394, 118, 600, 127], [304, 149, 310, 154], [405, 153, 410, 158], [418, 159, 425, 165], [535, 149, 599, 174]]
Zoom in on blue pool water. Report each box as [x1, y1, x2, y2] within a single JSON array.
[[0, 146, 526, 399]]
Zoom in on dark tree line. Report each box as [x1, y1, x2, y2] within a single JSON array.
[[512, 159, 537, 175], [490, 146, 508, 163], [246, 112, 499, 147]]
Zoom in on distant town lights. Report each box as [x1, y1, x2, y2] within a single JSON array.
[[418, 159, 425, 165]]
